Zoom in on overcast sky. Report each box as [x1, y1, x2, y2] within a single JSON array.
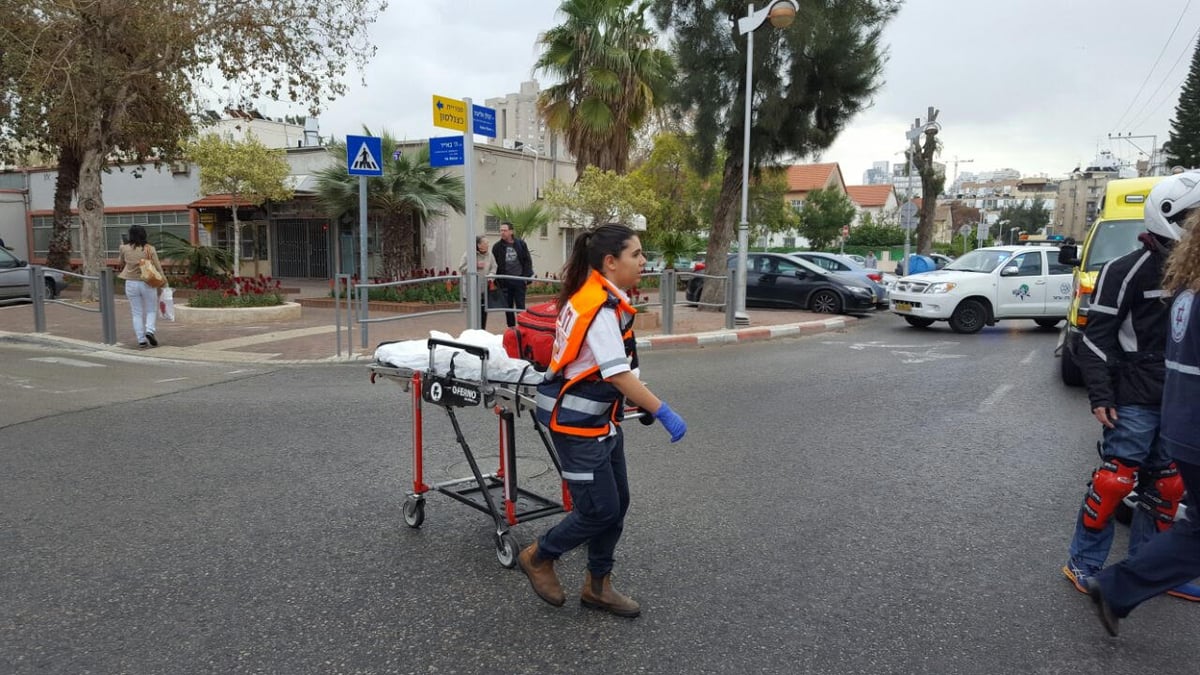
[[250, 0, 1200, 184]]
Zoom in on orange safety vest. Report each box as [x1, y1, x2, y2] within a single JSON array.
[[536, 270, 638, 437]]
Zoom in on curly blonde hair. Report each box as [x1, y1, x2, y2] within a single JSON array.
[[1163, 209, 1200, 294]]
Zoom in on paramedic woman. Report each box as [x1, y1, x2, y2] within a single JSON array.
[[516, 223, 687, 618]]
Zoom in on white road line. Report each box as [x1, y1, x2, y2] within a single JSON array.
[[979, 383, 1013, 410], [154, 377, 190, 383], [28, 357, 106, 368], [1020, 349, 1040, 365]]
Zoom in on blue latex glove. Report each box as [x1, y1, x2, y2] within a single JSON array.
[[655, 401, 687, 443]]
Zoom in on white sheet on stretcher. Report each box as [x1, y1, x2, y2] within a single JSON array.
[[373, 330, 546, 385]]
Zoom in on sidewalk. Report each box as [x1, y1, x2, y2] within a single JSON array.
[[0, 280, 854, 364]]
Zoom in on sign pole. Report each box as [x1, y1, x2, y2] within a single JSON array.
[[464, 97, 478, 330], [359, 175, 369, 349]]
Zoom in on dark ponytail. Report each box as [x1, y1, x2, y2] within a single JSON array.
[[556, 223, 637, 309]]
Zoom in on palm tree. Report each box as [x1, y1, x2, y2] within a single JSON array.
[[314, 130, 465, 279], [486, 203, 553, 240], [535, 0, 673, 175]]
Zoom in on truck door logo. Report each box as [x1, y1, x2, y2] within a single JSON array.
[[1012, 284, 1031, 300]]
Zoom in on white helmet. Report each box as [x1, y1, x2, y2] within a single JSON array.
[[1145, 170, 1200, 241]]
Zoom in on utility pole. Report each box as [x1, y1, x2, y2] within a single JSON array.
[[1107, 132, 1159, 176]]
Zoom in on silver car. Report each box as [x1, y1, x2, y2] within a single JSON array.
[[0, 246, 65, 300]]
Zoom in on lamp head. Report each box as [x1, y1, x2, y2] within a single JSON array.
[[768, 1, 797, 28]]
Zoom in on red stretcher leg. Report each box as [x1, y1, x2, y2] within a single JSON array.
[[411, 371, 429, 495]]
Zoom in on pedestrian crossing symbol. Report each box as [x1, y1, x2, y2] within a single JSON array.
[[346, 134, 383, 176]]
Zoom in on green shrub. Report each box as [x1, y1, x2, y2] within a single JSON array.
[[187, 290, 285, 308]]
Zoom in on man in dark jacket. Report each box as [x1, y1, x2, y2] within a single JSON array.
[[492, 221, 534, 328], [1063, 171, 1200, 602]]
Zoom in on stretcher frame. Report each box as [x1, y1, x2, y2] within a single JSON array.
[[368, 337, 572, 568]]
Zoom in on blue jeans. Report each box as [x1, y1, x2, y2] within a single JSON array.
[[1068, 405, 1170, 574], [538, 429, 630, 577], [1097, 458, 1200, 616]]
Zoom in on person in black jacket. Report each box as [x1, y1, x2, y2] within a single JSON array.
[[1086, 190, 1200, 636], [1063, 171, 1200, 603], [492, 221, 534, 328]]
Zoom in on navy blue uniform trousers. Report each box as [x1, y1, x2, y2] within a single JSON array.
[[1096, 458, 1200, 616], [538, 429, 630, 577]]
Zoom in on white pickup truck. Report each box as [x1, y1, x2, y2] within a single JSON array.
[[889, 245, 1075, 334]]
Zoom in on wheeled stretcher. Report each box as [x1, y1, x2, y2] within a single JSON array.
[[369, 336, 571, 568]]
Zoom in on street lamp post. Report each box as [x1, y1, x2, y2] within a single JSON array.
[[735, 0, 798, 326]]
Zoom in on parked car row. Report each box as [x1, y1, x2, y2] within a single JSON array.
[[686, 252, 881, 315], [0, 246, 64, 301]]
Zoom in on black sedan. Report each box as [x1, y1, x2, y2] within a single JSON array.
[[686, 253, 878, 314]]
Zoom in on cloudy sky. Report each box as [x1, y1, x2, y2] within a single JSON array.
[[253, 0, 1200, 184]]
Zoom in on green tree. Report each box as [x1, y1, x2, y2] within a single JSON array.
[[653, 0, 898, 306], [628, 132, 711, 238], [542, 165, 656, 230], [535, 0, 674, 174], [183, 133, 294, 278], [993, 198, 1051, 240], [0, 0, 385, 300], [796, 188, 856, 250], [314, 133, 465, 280], [846, 215, 905, 247], [1166, 39, 1200, 169], [486, 203, 554, 240], [650, 229, 702, 270], [749, 169, 799, 246]]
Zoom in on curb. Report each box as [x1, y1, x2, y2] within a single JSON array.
[[2, 315, 853, 364], [635, 316, 851, 351]]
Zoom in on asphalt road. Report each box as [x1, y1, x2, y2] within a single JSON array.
[[2, 314, 1197, 674]]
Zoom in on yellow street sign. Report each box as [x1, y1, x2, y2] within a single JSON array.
[[432, 95, 467, 131]]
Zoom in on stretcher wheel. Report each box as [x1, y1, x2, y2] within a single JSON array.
[[495, 532, 519, 569], [403, 498, 425, 528]]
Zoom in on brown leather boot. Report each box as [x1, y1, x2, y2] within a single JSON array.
[[580, 570, 640, 618], [517, 542, 564, 607]]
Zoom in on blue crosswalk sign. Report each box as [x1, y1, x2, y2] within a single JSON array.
[[347, 135, 383, 176]]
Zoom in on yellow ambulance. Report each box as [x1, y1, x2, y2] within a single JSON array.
[[1057, 176, 1164, 385]]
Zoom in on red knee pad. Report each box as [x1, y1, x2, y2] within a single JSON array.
[[1083, 458, 1137, 531], [1147, 464, 1185, 532]]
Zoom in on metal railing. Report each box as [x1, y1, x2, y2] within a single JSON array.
[[27, 265, 118, 345], [332, 268, 737, 357], [649, 268, 737, 331]]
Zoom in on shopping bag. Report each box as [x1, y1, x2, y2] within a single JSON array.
[[158, 286, 175, 321]]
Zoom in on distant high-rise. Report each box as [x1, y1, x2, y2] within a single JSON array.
[[484, 80, 564, 160], [863, 161, 891, 185]]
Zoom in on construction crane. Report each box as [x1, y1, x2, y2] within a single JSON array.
[[951, 156, 975, 188]]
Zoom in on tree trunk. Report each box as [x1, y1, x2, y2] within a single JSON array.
[[77, 143, 106, 303], [699, 156, 743, 309], [48, 146, 81, 272]]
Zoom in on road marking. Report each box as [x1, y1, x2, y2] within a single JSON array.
[[28, 357, 106, 368], [979, 383, 1013, 410], [154, 377, 190, 383], [1020, 349, 1039, 365]]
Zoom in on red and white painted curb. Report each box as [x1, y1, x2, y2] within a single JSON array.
[[636, 316, 851, 351]]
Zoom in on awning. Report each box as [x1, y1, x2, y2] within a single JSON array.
[[283, 174, 320, 194], [188, 193, 257, 209]]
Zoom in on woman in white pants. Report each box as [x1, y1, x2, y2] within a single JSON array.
[[116, 225, 165, 348]]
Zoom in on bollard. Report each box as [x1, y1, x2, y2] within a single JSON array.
[[31, 265, 46, 333], [359, 283, 369, 351], [99, 269, 117, 344], [724, 270, 736, 330], [661, 269, 675, 335]]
